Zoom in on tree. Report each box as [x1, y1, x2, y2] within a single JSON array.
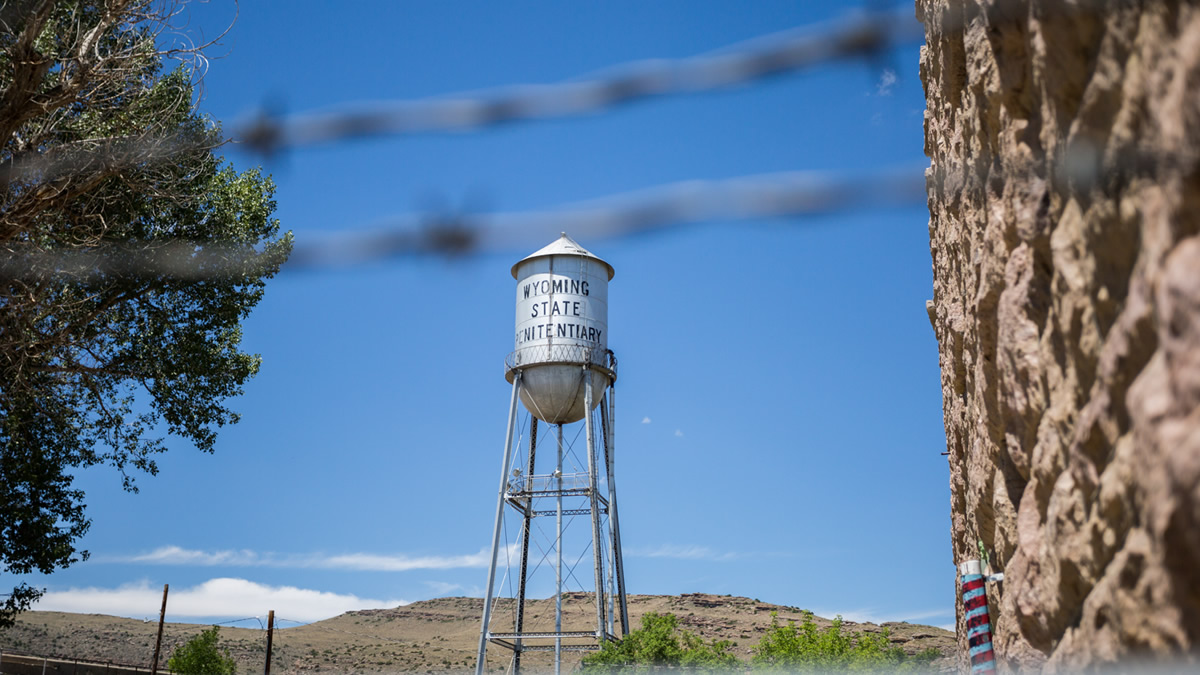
[[0, 1, 291, 626], [167, 626, 237, 675], [581, 612, 740, 673]]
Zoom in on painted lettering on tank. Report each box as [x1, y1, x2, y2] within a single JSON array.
[[515, 322, 604, 346], [514, 266, 606, 352]]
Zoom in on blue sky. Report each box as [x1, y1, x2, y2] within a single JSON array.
[[25, 1, 953, 632]]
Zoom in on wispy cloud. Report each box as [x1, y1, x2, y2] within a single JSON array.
[[423, 581, 484, 597], [34, 578, 408, 623], [123, 546, 260, 566], [811, 606, 954, 627], [105, 546, 499, 572], [317, 551, 491, 572], [876, 68, 897, 96], [627, 544, 740, 562], [642, 416, 652, 424], [674, 429, 684, 437], [424, 581, 465, 595]]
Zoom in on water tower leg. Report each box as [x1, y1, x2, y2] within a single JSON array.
[[511, 419, 537, 675], [599, 396, 616, 637], [606, 509, 615, 638], [476, 372, 522, 675], [606, 383, 630, 634], [584, 367, 608, 640], [555, 423, 564, 675]]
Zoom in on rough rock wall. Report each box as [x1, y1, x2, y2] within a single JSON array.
[[918, 0, 1200, 670]]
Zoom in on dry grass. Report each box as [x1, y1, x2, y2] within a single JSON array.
[[0, 593, 955, 674]]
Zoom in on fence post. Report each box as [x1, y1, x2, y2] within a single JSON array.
[[263, 611, 274, 675], [959, 560, 996, 674], [150, 584, 168, 675]]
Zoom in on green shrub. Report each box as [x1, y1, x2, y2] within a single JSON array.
[[581, 612, 738, 673], [581, 610, 941, 673], [167, 626, 236, 675], [752, 611, 936, 672]]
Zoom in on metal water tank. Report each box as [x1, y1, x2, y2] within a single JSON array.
[[506, 233, 614, 424]]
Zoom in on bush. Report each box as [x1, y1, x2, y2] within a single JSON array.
[[167, 626, 237, 675], [581, 610, 941, 673], [753, 611, 937, 672], [581, 612, 739, 673]]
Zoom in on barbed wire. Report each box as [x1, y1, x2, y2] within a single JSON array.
[[0, 5, 919, 188], [231, 6, 923, 154], [0, 166, 927, 281], [208, 0, 1133, 155], [209, 616, 266, 628], [1, 1, 1184, 283], [6, 136, 1193, 282]]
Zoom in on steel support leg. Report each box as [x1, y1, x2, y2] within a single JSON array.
[[600, 397, 616, 637], [476, 373, 522, 675], [555, 423, 564, 675], [584, 366, 607, 640], [512, 418, 537, 675], [606, 382, 629, 634]]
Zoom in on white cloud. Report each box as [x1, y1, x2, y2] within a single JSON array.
[[876, 68, 897, 96], [674, 429, 684, 437], [641, 416, 652, 424], [106, 546, 497, 572], [34, 578, 408, 623], [628, 544, 738, 562]]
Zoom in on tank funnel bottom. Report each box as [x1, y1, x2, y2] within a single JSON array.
[[517, 364, 610, 425]]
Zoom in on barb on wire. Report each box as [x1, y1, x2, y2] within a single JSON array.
[[4, 135, 1193, 282], [232, 6, 923, 153], [0, 166, 927, 281], [0, 238, 283, 282], [291, 166, 927, 270], [0, 6, 922, 186], [211, 616, 265, 628], [0, 133, 207, 188]]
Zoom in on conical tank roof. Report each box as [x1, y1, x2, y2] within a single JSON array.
[[511, 232, 614, 280]]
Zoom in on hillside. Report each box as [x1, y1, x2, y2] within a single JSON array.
[[0, 593, 954, 673]]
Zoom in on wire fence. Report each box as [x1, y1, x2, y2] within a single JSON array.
[[2, 0, 1185, 284], [0, 647, 166, 675], [0, 4, 934, 282], [1, 1, 1183, 282], [230, 6, 923, 152], [0, 609, 504, 675]]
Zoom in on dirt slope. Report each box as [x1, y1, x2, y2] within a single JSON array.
[[0, 593, 954, 674]]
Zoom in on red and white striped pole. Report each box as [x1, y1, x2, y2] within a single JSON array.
[[959, 560, 996, 674]]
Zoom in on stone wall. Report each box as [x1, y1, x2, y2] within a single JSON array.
[[918, 0, 1200, 670]]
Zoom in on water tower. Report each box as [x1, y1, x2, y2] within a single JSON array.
[[476, 234, 629, 675]]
